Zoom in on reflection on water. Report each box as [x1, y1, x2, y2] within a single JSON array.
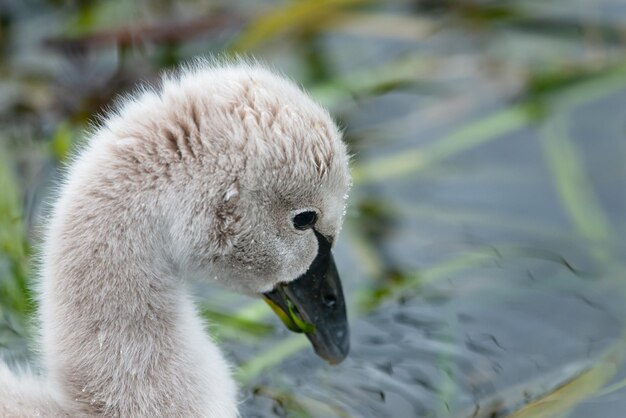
[[1, 0, 626, 416]]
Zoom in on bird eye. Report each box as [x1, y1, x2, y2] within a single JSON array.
[[293, 211, 317, 230]]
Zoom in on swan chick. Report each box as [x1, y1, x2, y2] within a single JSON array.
[[0, 61, 351, 417]]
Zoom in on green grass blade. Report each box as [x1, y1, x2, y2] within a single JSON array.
[[351, 105, 530, 184], [200, 306, 274, 339], [236, 334, 309, 384], [252, 385, 353, 418], [504, 343, 623, 418], [0, 149, 32, 319], [230, 0, 368, 53], [450, 339, 625, 418], [540, 115, 612, 257]]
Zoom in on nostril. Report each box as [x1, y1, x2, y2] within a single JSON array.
[[322, 293, 337, 308]]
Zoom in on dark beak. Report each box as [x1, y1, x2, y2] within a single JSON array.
[[263, 231, 349, 364]]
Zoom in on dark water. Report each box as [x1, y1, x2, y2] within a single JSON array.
[[1, 0, 626, 417]]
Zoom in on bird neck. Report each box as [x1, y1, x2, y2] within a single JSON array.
[[38, 171, 237, 417]]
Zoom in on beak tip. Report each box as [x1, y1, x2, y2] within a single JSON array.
[[311, 330, 350, 365]]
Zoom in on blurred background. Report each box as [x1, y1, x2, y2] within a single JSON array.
[[1, 0, 626, 417]]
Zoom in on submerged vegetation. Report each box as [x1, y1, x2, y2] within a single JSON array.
[[1, 0, 626, 416]]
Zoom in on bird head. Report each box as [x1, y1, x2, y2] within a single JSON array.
[[111, 61, 352, 364]]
